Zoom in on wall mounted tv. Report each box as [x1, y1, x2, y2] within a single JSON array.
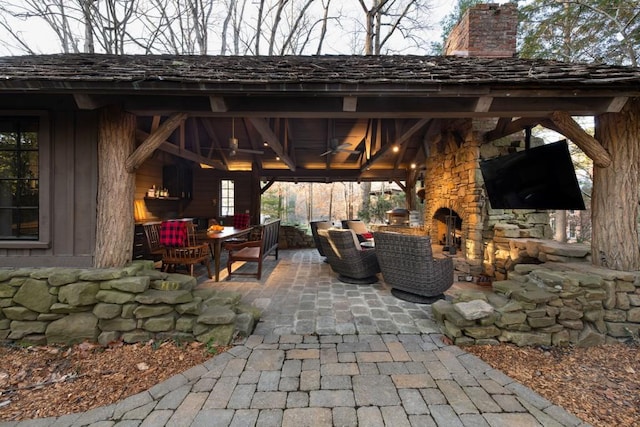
[[479, 140, 586, 210]]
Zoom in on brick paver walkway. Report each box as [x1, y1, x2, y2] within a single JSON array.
[[1, 249, 590, 427]]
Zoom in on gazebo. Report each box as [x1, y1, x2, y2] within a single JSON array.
[[0, 3, 638, 273]]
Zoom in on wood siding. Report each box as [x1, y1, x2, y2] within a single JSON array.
[[135, 162, 256, 226], [0, 111, 98, 267]]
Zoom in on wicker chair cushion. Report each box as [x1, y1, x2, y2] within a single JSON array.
[[345, 220, 373, 240]]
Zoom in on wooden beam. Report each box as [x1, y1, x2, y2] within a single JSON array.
[[189, 118, 202, 155], [135, 129, 226, 169], [394, 180, 406, 192], [151, 116, 161, 132], [260, 179, 276, 194], [607, 97, 628, 112], [209, 96, 228, 112], [157, 141, 226, 169], [361, 118, 430, 172], [474, 96, 493, 113], [261, 168, 406, 181], [199, 118, 230, 167], [125, 112, 187, 172], [343, 96, 358, 112], [550, 111, 611, 168], [483, 117, 542, 143], [73, 94, 104, 110], [248, 117, 296, 171]]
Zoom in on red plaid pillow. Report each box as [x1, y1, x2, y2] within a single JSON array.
[[160, 220, 188, 247], [233, 213, 250, 229]]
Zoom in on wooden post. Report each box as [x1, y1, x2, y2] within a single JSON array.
[[592, 98, 640, 271], [94, 106, 137, 268], [250, 168, 262, 225]]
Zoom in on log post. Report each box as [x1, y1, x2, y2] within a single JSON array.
[[592, 98, 640, 271], [94, 106, 137, 268], [550, 111, 612, 167]]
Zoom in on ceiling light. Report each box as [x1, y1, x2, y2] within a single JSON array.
[[411, 163, 416, 169], [392, 145, 399, 153]]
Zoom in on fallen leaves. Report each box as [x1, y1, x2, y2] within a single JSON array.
[[466, 342, 640, 427], [0, 341, 213, 421]]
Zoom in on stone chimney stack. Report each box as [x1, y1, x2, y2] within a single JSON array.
[[444, 3, 518, 58]]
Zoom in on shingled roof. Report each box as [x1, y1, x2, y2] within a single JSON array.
[[0, 54, 639, 92]]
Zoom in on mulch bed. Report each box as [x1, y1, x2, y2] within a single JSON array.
[[466, 342, 640, 427]]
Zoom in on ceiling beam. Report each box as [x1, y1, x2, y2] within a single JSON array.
[[73, 94, 105, 110], [135, 129, 226, 169], [126, 112, 187, 172], [474, 96, 493, 112], [248, 117, 296, 171], [361, 118, 430, 172], [200, 118, 230, 168], [261, 168, 406, 181], [343, 96, 358, 112], [209, 96, 228, 112]]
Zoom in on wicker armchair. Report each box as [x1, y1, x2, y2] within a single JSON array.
[[317, 228, 380, 284], [310, 220, 332, 257], [373, 231, 453, 303]]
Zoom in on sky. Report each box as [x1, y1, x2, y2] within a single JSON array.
[[0, 0, 480, 56]]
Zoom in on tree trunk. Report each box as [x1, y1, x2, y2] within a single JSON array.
[[592, 98, 640, 271], [94, 106, 136, 268], [554, 210, 567, 242]]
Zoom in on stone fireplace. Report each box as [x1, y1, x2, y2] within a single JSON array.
[[432, 207, 463, 251], [421, 119, 554, 278], [417, 2, 553, 279]]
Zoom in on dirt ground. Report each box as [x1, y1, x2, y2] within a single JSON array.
[[0, 340, 637, 426]]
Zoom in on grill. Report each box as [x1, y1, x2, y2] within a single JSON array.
[[386, 208, 410, 226]]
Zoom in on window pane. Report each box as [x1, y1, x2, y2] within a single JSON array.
[[0, 152, 16, 179], [0, 180, 16, 208], [221, 180, 234, 217], [0, 117, 39, 240], [0, 208, 38, 239]]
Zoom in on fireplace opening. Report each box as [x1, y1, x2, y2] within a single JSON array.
[[433, 208, 462, 253]]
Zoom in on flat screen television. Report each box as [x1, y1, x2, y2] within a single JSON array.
[[479, 140, 586, 210]]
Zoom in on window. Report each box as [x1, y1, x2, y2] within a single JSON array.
[[220, 179, 234, 216], [0, 117, 39, 240]]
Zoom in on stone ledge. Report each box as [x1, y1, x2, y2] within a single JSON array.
[[434, 263, 640, 347], [0, 261, 261, 347]]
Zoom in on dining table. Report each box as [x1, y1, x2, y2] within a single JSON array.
[[198, 226, 253, 281]]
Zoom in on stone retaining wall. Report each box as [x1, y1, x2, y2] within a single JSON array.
[[279, 225, 314, 249], [0, 261, 260, 347], [433, 262, 640, 347]]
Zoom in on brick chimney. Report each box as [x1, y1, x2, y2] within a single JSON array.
[[444, 3, 518, 58]]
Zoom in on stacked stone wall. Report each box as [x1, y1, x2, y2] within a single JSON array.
[[484, 222, 556, 279], [433, 263, 640, 347], [0, 261, 260, 347], [279, 225, 314, 249]]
